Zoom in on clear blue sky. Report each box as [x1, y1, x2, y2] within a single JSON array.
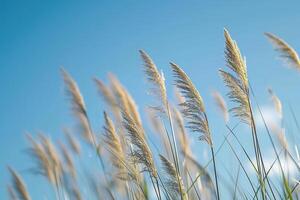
[[1, 0, 300, 199]]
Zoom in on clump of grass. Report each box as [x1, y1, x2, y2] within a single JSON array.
[[7, 28, 300, 200]]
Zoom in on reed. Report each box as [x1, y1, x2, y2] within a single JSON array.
[[7, 29, 300, 200]]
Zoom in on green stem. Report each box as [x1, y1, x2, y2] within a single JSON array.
[[211, 146, 220, 200]]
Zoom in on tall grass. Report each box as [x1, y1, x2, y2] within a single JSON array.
[[7, 29, 300, 200]]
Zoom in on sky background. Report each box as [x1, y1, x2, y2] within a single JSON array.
[[2, 0, 300, 199]]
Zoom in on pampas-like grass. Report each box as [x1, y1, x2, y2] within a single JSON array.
[[8, 167, 31, 200], [109, 74, 142, 128], [8, 29, 300, 200], [170, 62, 211, 145], [26, 134, 56, 184], [146, 108, 174, 161], [122, 108, 157, 179], [58, 141, 76, 179], [265, 32, 300, 70], [172, 106, 191, 159], [170, 62, 220, 200], [94, 78, 118, 109], [140, 51, 181, 194], [63, 128, 81, 155], [140, 50, 167, 113], [61, 69, 95, 145], [39, 135, 62, 172], [268, 88, 282, 118], [103, 111, 125, 173], [220, 29, 271, 200], [102, 112, 147, 199], [122, 108, 159, 200], [219, 29, 251, 124], [159, 155, 186, 200], [212, 91, 229, 123]]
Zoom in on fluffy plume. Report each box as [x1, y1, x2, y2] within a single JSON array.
[[109, 74, 142, 127], [122, 109, 157, 178], [61, 69, 95, 145], [212, 91, 229, 123], [268, 119, 289, 151], [94, 78, 118, 110], [223, 29, 248, 89], [26, 134, 55, 184], [103, 112, 125, 172], [268, 88, 282, 118], [146, 108, 172, 157], [265, 32, 300, 70], [8, 167, 31, 200], [59, 141, 76, 179], [172, 106, 191, 159], [276, 128, 288, 151], [171, 62, 212, 145], [219, 29, 251, 124], [159, 155, 186, 200], [39, 135, 62, 174], [140, 50, 167, 113], [103, 112, 143, 186], [26, 134, 62, 185], [63, 128, 81, 155]]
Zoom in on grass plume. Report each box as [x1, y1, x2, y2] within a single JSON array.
[[8, 167, 31, 200], [61, 69, 95, 145], [171, 62, 220, 199], [265, 32, 300, 70]]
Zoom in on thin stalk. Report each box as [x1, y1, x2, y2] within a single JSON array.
[[58, 175, 67, 200], [233, 166, 241, 200], [203, 112, 220, 200], [247, 97, 266, 200], [157, 173, 172, 200], [225, 135, 257, 197], [52, 180, 60, 200], [186, 122, 240, 194], [162, 119, 184, 200], [249, 83, 277, 199], [166, 103, 181, 174], [186, 169, 201, 200], [254, 149, 283, 198], [155, 177, 162, 200], [86, 117, 115, 199], [150, 175, 160, 200], [210, 146, 220, 200], [54, 171, 62, 200]]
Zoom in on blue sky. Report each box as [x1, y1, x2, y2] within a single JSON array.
[[2, 0, 300, 199]]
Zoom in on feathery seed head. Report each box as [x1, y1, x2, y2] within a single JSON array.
[[140, 50, 168, 114], [171, 62, 212, 145], [8, 167, 31, 200], [160, 155, 186, 200], [61, 69, 94, 145], [122, 109, 157, 178], [220, 29, 251, 124], [212, 91, 229, 123], [265, 32, 300, 70]]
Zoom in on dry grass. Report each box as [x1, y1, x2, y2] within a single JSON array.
[[7, 29, 300, 200]]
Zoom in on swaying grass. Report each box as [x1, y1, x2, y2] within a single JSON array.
[[7, 29, 300, 200]]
